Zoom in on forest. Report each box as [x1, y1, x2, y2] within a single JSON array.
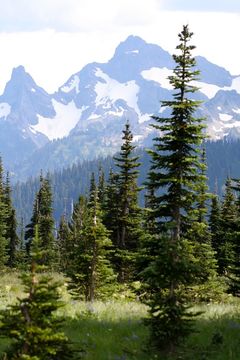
[[0, 25, 240, 360]]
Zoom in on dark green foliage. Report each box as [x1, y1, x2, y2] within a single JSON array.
[[103, 169, 120, 245], [98, 166, 106, 208], [67, 176, 116, 301], [142, 25, 210, 351], [209, 193, 221, 259], [25, 175, 57, 268], [4, 173, 19, 268], [25, 197, 39, 255], [196, 147, 210, 225], [105, 122, 143, 283], [186, 147, 217, 282], [218, 178, 236, 275], [142, 235, 198, 351], [58, 215, 72, 272], [227, 178, 240, 296], [12, 139, 240, 228], [16, 217, 28, 269], [0, 158, 8, 269], [65, 195, 88, 290], [13, 156, 115, 225], [0, 228, 75, 360]]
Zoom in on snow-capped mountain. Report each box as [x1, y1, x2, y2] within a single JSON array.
[[1, 35, 240, 179]]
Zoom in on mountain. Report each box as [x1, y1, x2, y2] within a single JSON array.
[[1, 35, 240, 180]]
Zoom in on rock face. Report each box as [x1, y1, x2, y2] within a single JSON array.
[[1, 35, 240, 179]]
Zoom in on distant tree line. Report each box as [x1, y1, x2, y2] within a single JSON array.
[[12, 139, 240, 227]]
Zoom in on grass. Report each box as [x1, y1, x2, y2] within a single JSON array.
[[63, 301, 150, 360], [0, 272, 240, 359]]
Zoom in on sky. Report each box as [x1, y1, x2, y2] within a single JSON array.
[[0, 0, 239, 93]]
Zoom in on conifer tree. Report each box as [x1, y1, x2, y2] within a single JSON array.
[[209, 193, 221, 270], [98, 165, 106, 209], [17, 217, 27, 269], [25, 175, 57, 267], [58, 214, 72, 272], [103, 169, 120, 244], [227, 178, 240, 296], [63, 195, 88, 278], [0, 157, 8, 269], [0, 226, 75, 360], [107, 122, 142, 282], [218, 178, 236, 275], [4, 172, 19, 268], [25, 196, 39, 255], [142, 25, 209, 351], [196, 147, 209, 224], [186, 147, 217, 281], [68, 176, 115, 301]]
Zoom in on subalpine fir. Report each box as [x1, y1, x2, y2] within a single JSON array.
[[25, 174, 57, 268], [227, 178, 240, 296], [0, 157, 8, 269], [142, 25, 211, 351], [67, 175, 116, 301], [218, 178, 236, 275], [4, 172, 19, 268], [0, 226, 76, 360], [105, 122, 143, 282]]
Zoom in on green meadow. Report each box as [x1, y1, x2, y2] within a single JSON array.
[[0, 273, 240, 360]]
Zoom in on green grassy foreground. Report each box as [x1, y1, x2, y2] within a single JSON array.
[[0, 273, 240, 359]]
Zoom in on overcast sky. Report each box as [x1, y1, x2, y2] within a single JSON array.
[[0, 0, 239, 93]]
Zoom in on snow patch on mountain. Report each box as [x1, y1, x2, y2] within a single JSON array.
[[141, 67, 172, 90], [61, 75, 80, 94], [194, 81, 221, 98], [0, 103, 11, 119], [95, 68, 139, 108], [208, 115, 240, 140], [31, 100, 84, 140], [133, 134, 143, 142], [94, 68, 148, 123], [88, 113, 100, 120], [125, 50, 139, 54], [233, 108, 240, 114], [219, 113, 232, 121], [141, 67, 220, 98], [107, 108, 125, 117], [224, 121, 240, 129], [230, 77, 240, 94]]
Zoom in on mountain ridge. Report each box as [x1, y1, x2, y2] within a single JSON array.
[[0, 35, 240, 180]]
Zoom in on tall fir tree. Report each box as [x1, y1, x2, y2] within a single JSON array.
[[186, 147, 216, 281], [4, 172, 19, 268], [103, 169, 120, 245], [64, 195, 88, 279], [227, 178, 240, 296], [218, 178, 236, 275], [98, 165, 106, 209], [0, 157, 8, 269], [142, 25, 209, 351], [25, 175, 57, 268], [58, 214, 72, 272], [107, 121, 142, 282], [209, 193, 221, 270], [25, 195, 39, 255], [68, 176, 115, 301]]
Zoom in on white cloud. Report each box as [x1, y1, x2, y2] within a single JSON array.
[[0, 1, 239, 94], [0, 0, 159, 32], [159, 0, 240, 13]]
